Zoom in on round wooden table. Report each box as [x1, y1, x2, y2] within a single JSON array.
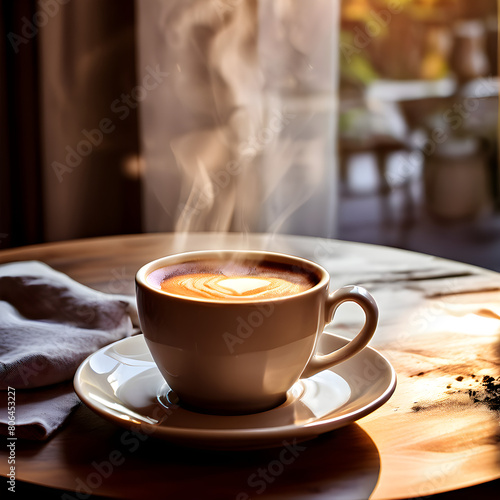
[[1, 232, 499, 499]]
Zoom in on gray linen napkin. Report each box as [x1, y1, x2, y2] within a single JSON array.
[[0, 261, 137, 440]]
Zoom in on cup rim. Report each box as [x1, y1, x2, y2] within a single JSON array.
[[135, 249, 329, 304]]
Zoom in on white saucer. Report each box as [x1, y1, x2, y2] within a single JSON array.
[[74, 334, 396, 450]]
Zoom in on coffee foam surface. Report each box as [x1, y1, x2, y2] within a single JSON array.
[[147, 259, 317, 300]]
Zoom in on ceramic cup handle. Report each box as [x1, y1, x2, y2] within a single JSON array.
[[301, 285, 378, 379]]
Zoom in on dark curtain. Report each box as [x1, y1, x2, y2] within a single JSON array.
[[0, 0, 141, 248], [0, 0, 43, 249]]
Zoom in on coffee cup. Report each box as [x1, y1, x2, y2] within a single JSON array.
[[135, 250, 378, 414]]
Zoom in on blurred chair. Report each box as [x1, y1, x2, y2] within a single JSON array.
[[339, 94, 410, 197]]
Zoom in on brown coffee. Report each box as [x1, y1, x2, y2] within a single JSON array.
[[147, 258, 318, 301]]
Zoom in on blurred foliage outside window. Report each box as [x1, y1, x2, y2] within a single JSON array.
[[340, 0, 498, 85]]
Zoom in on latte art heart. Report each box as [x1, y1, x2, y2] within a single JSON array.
[[160, 273, 310, 300], [147, 258, 318, 302]]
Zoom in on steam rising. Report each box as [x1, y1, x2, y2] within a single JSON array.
[[137, 0, 339, 238]]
